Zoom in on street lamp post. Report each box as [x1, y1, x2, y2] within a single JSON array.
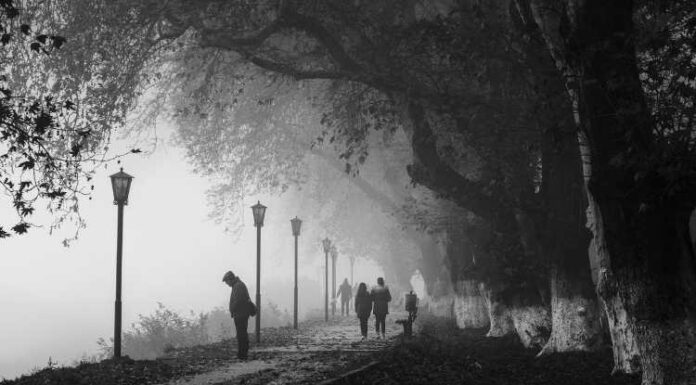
[[349, 255, 356, 286], [109, 168, 133, 359], [330, 246, 337, 317], [290, 217, 302, 330], [321, 238, 332, 322], [251, 201, 267, 344]]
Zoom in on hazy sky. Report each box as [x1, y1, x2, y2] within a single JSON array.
[[0, 129, 387, 380]]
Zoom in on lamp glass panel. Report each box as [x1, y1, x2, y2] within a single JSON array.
[[115, 178, 127, 200], [111, 177, 132, 203], [291, 217, 302, 236], [251, 202, 267, 227]]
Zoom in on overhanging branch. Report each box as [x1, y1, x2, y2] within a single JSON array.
[[247, 56, 347, 80], [406, 101, 509, 224]]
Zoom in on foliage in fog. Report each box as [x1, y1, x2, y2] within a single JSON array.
[[95, 302, 292, 360]]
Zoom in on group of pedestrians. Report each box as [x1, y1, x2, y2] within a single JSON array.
[[338, 277, 392, 340], [222, 270, 393, 360]]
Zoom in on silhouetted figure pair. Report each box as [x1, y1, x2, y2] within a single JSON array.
[[336, 278, 353, 316], [223, 271, 256, 360], [354, 277, 392, 339]]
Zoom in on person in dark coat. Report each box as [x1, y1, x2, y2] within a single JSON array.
[[223, 270, 252, 360], [354, 282, 373, 339], [336, 278, 353, 316], [371, 277, 391, 339]]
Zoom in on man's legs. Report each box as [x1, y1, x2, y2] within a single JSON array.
[[376, 314, 386, 337], [342, 300, 349, 316], [359, 317, 368, 337], [234, 316, 249, 359]]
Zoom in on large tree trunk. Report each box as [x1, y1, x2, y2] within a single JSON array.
[[539, 265, 603, 355], [594, 202, 696, 383], [510, 0, 605, 354], [528, 1, 696, 382], [413, 232, 451, 298], [479, 282, 515, 337], [454, 279, 489, 329], [586, 184, 641, 373], [510, 302, 551, 349], [446, 227, 490, 329], [413, 231, 457, 318], [537, 110, 603, 354], [479, 281, 551, 347]]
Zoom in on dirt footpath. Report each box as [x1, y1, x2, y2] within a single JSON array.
[[156, 313, 407, 385]]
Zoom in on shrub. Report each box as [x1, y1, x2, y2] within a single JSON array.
[[96, 303, 209, 360], [95, 301, 292, 360]]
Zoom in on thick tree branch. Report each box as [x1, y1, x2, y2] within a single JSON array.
[[246, 56, 351, 80], [406, 101, 511, 227], [198, 17, 285, 51], [282, 8, 363, 73], [194, 4, 362, 73]]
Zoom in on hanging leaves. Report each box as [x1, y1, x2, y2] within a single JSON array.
[[0, 0, 113, 241]]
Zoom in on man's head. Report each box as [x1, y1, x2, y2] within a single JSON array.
[[222, 271, 236, 286], [377, 277, 384, 286]]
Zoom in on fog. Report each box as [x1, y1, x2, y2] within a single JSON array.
[[0, 129, 388, 380]]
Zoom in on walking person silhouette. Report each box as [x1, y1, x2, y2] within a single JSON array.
[[354, 282, 373, 340], [371, 277, 391, 339]]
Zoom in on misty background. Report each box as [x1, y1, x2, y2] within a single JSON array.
[[0, 124, 398, 380]]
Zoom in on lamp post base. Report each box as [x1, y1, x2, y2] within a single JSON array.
[[255, 293, 261, 343], [114, 299, 122, 358], [293, 286, 298, 329]]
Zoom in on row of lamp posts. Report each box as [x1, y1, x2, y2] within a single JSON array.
[[321, 238, 341, 320], [247, 203, 305, 343], [108, 168, 345, 358]]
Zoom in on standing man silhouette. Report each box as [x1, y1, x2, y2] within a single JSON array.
[[337, 278, 353, 316], [223, 271, 252, 360]]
